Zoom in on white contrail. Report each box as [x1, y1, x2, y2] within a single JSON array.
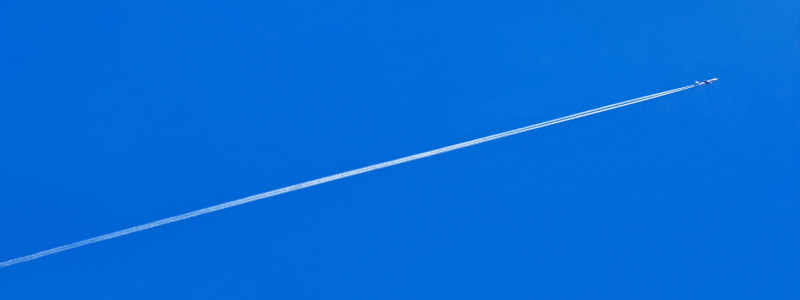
[[0, 83, 696, 269]]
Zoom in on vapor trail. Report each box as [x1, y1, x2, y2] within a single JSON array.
[[0, 84, 696, 269]]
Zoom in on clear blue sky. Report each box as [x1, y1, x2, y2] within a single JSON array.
[[1, 1, 798, 298]]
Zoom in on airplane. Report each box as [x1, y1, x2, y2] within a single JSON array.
[[695, 78, 719, 86]]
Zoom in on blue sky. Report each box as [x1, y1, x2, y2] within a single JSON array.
[[1, 0, 798, 298]]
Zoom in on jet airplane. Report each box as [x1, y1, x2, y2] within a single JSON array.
[[695, 78, 719, 86]]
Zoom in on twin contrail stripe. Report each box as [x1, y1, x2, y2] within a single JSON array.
[[0, 84, 695, 269]]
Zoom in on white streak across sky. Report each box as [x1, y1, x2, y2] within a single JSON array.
[[0, 84, 696, 269]]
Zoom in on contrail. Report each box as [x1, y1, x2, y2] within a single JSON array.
[[0, 83, 699, 269]]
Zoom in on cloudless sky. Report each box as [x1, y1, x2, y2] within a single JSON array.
[[1, 0, 798, 299]]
